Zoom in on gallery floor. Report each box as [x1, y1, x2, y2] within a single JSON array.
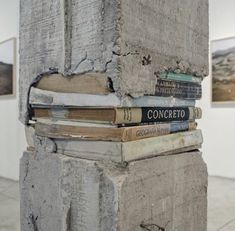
[[0, 176, 234, 231]]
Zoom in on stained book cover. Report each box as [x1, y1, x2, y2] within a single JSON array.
[[35, 121, 197, 142], [33, 107, 202, 124]]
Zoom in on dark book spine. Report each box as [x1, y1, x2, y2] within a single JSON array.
[[140, 107, 200, 123], [155, 79, 202, 99]]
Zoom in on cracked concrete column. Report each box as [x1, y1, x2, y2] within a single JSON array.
[[19, 0, 209, 230], [19, 0, 208, 124]]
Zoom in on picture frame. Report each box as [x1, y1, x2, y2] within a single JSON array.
[[211, 36, 235, 105], [0, 37, 16, 97]]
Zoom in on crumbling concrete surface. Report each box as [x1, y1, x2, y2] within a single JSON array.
[[20, 150, 207, 231], [19, 0, 209, 123]]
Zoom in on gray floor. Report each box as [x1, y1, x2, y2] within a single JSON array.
[[0, 177, 20, 231], [208, 177, 235, 231], [0, 176, 234, 231]]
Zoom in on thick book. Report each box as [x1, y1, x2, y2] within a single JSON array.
[[33, 107, 202, 124], [35, 73, 112, 94], [52, 130, 203, 163], [35, 120, 197, 142], [159, 72, 202, 84], [155, 79, 202, 99]]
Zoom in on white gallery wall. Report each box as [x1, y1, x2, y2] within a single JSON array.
[[0, 0, 27, 180], [198, 0, 235, 178]]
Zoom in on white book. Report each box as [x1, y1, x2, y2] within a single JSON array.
[[54, 130, 203, 163], [29, 87, 195, 108]]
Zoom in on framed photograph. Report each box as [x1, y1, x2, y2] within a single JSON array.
[[212, 36, 235, 104], [0, 38, 16, 97]]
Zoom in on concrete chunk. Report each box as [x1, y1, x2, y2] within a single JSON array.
[[20, 150, 207, 231], [19, 0, 209, 123]]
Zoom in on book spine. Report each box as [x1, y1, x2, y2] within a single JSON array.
[[122, 122, 197, 142], [115, 107, 202, 124], [155, 79, 202, 99], [159, 72, 202, 84]]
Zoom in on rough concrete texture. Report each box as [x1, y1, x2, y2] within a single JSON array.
[[20, 149, 207, 231], [19, 0, 209, 123]]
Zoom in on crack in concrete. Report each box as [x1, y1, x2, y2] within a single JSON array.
[[140, 223, 166, 231], [71, 52, 88, 72], [142, 55, 152, 66], [112, 51, 139, 57], [64, 0, 73, 72], [23, 160, 29, 183], [66, 203, 72, 231], [29, 214, 39, 231]]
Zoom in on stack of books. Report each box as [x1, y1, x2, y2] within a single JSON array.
[[29, 72, 203, 162]]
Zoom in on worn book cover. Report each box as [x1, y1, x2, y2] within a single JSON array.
[[35, 120, 197, 142], [33, 107, 202, 124]]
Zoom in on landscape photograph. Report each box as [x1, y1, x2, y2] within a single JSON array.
[[212, 37, 235, 103], [0, 38, 15, 96]]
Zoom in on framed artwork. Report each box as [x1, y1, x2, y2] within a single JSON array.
[[212, 36, 235, 104], [0, 38, 16, 97]]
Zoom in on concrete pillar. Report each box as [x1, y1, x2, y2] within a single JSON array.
[[19, 0, 208, 123], [19, 0, 209, 230], [20, 149, 207, 231]]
